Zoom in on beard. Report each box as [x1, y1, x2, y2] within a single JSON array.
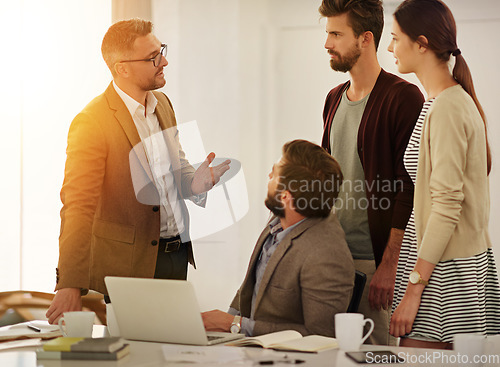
[[264, 192, 285, 218], [150, 73, 166, 90], [329, 43, 361, 73], [137, 70, 166, 91]]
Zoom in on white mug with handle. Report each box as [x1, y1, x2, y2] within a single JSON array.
[[58, 311, 95, 337], [335, 313, 375, 351]]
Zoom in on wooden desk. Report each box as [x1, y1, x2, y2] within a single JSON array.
[[1, 327, 499, 367]]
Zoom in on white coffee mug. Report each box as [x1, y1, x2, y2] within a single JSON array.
[[335, 313, 375, 351], [454, 333, 486, 367], [58, 311, 95, 337]]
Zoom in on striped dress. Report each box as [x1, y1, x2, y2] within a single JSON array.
[[392, 99, 500, 342]]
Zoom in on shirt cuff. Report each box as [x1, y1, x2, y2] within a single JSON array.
[[190, 192, 207, 207], [227, 308, 254, 336], [241, 317, 255, 337]]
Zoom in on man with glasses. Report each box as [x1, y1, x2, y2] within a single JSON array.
[[46, 18, 229, 324]]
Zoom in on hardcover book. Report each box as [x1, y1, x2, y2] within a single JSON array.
[[36, 344, 130, 360], [42, 336, 125, 353]]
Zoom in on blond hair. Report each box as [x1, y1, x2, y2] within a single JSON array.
[[101, 18, 153, 76]]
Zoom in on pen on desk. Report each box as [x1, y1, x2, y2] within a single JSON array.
[[258, 361, 305, 365], [27, 324, 41, 332]]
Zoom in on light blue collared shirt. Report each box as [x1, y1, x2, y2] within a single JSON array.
[[229, 217, 305, 336]]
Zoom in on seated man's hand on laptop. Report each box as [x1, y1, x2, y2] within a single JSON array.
[[46, 288, 82, 324], [201, 310, 233, 332]]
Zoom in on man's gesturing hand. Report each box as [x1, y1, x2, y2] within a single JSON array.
[[191, 152, 230, 195]]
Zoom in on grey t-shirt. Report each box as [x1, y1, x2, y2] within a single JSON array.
[[330, 89, 374, 260]]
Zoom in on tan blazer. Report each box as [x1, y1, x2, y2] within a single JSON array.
[[56, 83, 195, 295], [231, 213, 354, 337]]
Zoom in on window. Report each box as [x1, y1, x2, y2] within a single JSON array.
[[0, 0, 111, 291]]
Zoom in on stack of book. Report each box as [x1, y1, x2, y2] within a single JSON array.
[[36, 336, 130, 360]]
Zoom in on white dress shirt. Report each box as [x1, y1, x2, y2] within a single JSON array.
[[113, 82, 184, 238]]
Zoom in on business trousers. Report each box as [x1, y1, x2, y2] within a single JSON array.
[[354, 259, 397, 346], [103, 240, 189, 303], [153, 239, 189, 280]]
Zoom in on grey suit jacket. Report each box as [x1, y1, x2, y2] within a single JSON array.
[[231, 212, 354, 337]]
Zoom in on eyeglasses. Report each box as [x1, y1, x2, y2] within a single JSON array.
[[119, 44, 167, 67]]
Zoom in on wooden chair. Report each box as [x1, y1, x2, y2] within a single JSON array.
[[0, 291, 106, 326]]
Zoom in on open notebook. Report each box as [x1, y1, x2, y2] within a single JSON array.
[[104, 276, 244, 345], [0, 320, 61, 341]]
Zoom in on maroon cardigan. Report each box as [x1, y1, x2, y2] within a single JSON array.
[[322, 69, 424, 266]]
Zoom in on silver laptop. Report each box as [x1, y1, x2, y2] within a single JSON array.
[[104, 276, 244, 345]]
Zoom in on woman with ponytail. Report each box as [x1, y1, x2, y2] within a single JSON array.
[[387, 0, 500, 349]]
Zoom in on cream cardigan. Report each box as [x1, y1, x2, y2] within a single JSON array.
[[414, 84, 491, 264]]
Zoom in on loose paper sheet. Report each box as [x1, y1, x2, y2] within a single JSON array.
[[0, 338, 42, 351], [162, 345, 248, 365]]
